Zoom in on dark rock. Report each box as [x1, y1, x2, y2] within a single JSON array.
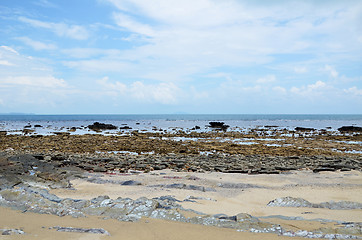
[[34, 125, 42, 128], [120, 126, 132, 130], [295, 127, 316, 131], [313, 167, 336, 173], [258, 170, 280, 174], [275, 166, 297, 171], [208, 122, 229, 131], [338, 126, 362, 132], [88, 122, 117, 131], [121, 180, 142, 186]]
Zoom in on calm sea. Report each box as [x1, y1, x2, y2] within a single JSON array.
[[0, 114, 361, 134]]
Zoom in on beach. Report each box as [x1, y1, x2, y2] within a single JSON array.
[[0, 116, 361, 239]]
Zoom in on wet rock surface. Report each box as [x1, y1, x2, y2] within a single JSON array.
[[268, 197, 362, 210], [51, 226, 110, 235], [1, 228, 25, 235]]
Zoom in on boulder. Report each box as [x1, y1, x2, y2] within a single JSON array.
[[88, 122, 118, 131], [208, 122, 229, 131], [338, 126, 362, 132]]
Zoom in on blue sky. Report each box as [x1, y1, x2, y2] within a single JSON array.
[[0, 0, 361, 114]]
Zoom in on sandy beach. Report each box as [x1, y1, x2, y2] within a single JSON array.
[[0, 123, 361, 239], [1, 168, 360, 239]]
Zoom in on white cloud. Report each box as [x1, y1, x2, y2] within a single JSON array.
[[0, 45, 71, 110], [0, 76, 67, 88], [273, 86, 287, 94], [344, 86, 362, 96], [113, 13, 155, 36], [18, 17, 89, 40], [62, 48, 121, 58], [294, 66, 308, 74], [98, 76, 180, 104], [256, 75, 276, 84], [16, 37, 56, 50], [290, 81, 328, 96], [0, 60, 14, 66], [324, 65, 339, 78], [89, 0, 362, 85], [34, 0, 59, 8], [64, 59, 132, 73], [1, 46, 19, 55]]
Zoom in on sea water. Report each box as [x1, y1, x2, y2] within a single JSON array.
[[0, 114, 361, 135]]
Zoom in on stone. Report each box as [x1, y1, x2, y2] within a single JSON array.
[[295, 127, 316, 131], [338, 126, 362, 132], [88, 122, 118, 131], [267, 197, 362, 210], [51, 226, 110, 235], [1, 229, 25, 235], [121, 180, 142, 186], [208, 122, 229, 131]]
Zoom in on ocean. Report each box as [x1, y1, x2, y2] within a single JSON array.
[[0, 114, 361, 135]]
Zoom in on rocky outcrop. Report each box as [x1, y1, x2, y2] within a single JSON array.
[[87, 122, 118, 131], [338, 126, 362, 133], [267, 196, 362, 210], [51, 227, 110, 235], [208, 122, 229, 131]]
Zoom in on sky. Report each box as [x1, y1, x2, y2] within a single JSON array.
[[0, 0, 361, 114]]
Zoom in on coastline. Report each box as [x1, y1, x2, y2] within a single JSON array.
[[0, 118, 361, 239]]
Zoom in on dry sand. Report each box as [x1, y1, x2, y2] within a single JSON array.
[[1, 170, 361, 239], [0, 207, 307, 240], [52, 169, 362, 222]]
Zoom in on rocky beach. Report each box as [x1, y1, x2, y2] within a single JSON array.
[[0, 119, 361, 239]]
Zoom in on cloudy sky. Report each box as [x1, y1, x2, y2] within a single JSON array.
[[0, 0, 361, 114]]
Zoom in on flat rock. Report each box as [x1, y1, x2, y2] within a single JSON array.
[[51, 226, 110, 235]]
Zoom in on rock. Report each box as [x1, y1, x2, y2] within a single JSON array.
[[217, 182, 261, 189], [295, 127, 316, 131], [88, 122, 117, 131], [208, 122, 229, 131], [34, 124, 42, 128], [51, 226, 110, 235], [1, 229, 25, 235], [121, 180, 142, 186], [267, 197, 313, 208], [151, 183, 216, 192], [93, 166, 107, 172], [120, 126, 132, 130], [338, 126, 362, 132], [267, 197, 362, 210], [313, 167, 336, 173]]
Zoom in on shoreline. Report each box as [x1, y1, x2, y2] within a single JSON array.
[[0, 121, 361, 239]]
